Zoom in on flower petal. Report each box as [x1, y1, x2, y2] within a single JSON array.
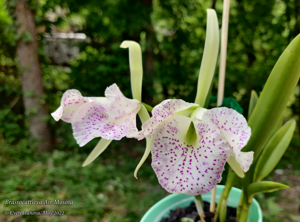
[[51, 89, 89, 123], [151, 115, 230, 195], [236, 151, 254, 172], [104, 83, 141, 118], [135, 99, 198, 140], [202, 107, 251, 157], [72, 84, 141, 146]]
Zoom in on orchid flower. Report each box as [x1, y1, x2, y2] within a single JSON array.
[[135, 99, 253, 195], [51, 83, 141, 146]]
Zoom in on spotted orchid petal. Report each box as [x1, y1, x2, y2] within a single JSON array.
[[202, 107, 253, 172], [51, 89, 90, 123], [151, 115, 230, 195], [71, 84, 140, 146], [133, 99, 198, 140]]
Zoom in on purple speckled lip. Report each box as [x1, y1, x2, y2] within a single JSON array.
[[151, 115, 229, 195], [138, 99, 253, 195], [140, 185, 262, 222]]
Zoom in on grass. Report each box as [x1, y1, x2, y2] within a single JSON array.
[[0, 139, 167, 222]]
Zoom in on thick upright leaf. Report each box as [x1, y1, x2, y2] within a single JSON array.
[[247, 90, 258, 119], [254, 119, 295, 182], [247, 181, 289, 199], [194, 9, 219, 106], [243, 34, 300, 161]]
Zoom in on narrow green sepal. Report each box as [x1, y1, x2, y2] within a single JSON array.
[[141, 102, 153, 112], [254, 119, 295, 182], [120, 41, 143, 102], [82, 139, 112, 167], [134, 104, 152, 178], [194, 9, 219, 106]]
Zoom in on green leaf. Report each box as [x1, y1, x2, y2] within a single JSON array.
[[194, 9, 219, 106], [120, 41, 143, 102], [247, 181, 289, 199], [181, 218, 194, 222], [243, 34, 300, 161], [247, 90, 258, 119], [254, 119, 295, 182], [270, 113, 284, 138], [82, 139, 112, 167]]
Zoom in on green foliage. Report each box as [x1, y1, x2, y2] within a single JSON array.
[[247, 181, 290, 200], [254, 119, 296, 182], [0, 142, 166, 221], [244, 34, 300, 161], [247, 90, 258, 119]]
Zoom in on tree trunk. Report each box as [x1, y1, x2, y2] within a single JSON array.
[[14, 0, 52, 152]]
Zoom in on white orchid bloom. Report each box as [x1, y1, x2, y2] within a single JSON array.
[[51, 83, 141, 146], [136, 99, 253, 195]]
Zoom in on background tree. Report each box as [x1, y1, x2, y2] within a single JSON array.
[[13, 0, 51, 152]]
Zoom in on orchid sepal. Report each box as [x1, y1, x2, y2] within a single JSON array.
[[120, 41, 143, 102], [82, 138, 112, 167], [195, 9, 220, 106], [132, 104, 152, 179]]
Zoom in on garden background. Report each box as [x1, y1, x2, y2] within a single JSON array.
[[0, 0, 300, 221]]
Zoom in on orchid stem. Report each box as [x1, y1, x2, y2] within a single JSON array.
[[195, 195, 206, 222], [236, 189, 244, 221], [210, 186, 216, 213]]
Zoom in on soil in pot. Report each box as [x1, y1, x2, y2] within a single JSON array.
[[160, 201, 236, 222]]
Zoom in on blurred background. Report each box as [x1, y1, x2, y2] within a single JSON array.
[[0, 0, 300, 221]]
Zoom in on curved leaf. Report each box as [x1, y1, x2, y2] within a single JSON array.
[[247, 181, 289, 199], [247, 90, 258, 119], [243, 34, 300, 161], [254, 119, 295, 182]]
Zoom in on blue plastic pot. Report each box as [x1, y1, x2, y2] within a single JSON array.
[[141, 185, 262, 222]]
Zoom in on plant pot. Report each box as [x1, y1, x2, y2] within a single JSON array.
[[141, 185, 262, 222]]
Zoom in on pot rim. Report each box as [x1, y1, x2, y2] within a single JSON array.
[[141, 184, 263, 222]]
